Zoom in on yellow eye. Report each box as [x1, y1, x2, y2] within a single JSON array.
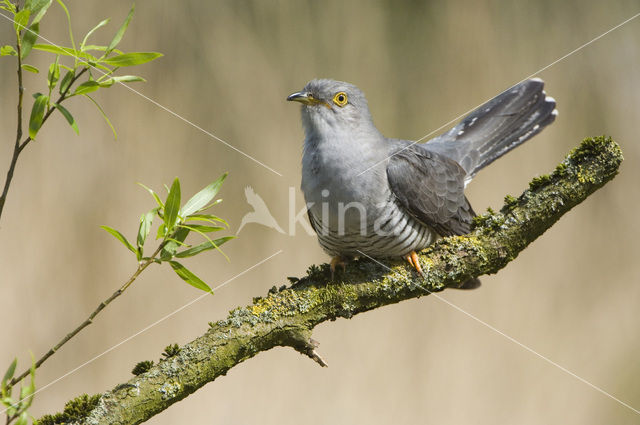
[[332, 91, 348, 107]]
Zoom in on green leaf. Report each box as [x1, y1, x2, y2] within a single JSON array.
[[185, 213, 228, 227], [19, 383, 33, 405], [178, 225, 230, 261], [59, 69, 74, 94], [20, 22, 39, 59], [47, 57, 60, 90], [137, 183, 164, 208], [100, 225, 137, 255], [53, 103, 79, 135], [0, 0, 16, 13], [22, 356, 36, 410], [137, 208, 156, 249], [33, 44, 99, 66], [55, 0, 76, 52], [175, 236, 235, 258], [180, 173, 227, 217], [102, 52, 163, 67], [163, 178, 181, 231], [180, 224, 224, 233], [13, 9, 30, 33], [28, 94, 48, 139], [169, 261, 212, 293], [32, 44, 94, 61], [193, 198, 223, 212], [80, 18, 110, 51], [74, 80, 100, 95], [106, 4, 134, 54], [99, 75, 146, 87], [26, 0, 52, 25], [83, 94, 117, 139], [156, 223, 166, 240], [1, 45, 17, 56], [21, 63, 39, 73], [161, 227, 190, 260], [2, 358, 17, 394], [32, 44, 74, 55], [5, 402, 17, 418], [82, 45, 121, 53], [15, 411, 28, 425]]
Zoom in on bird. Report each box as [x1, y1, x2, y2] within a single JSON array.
[[287, 78, 556, 286], [236, 186, 285, 235]]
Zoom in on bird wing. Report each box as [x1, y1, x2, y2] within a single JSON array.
[[386, 145, 475, 236]]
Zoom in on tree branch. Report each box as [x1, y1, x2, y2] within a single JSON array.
[[39, 136, 622, 425]]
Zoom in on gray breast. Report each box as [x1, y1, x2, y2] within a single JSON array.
[[308, 192, 439, 258]]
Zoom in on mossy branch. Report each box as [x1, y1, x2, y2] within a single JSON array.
[[39, 136, 622, 425]]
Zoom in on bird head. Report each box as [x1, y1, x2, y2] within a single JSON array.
[[287, 79, 377, 138]]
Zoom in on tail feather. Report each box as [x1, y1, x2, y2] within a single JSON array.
[[425, 79, 557, 179]]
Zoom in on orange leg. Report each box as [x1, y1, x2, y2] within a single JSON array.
[[330, 256, 348, 279], [405, 250, 423, 274]]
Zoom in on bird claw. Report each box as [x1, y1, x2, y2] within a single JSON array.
[[405, 251, 424, 275], [330, 256, 348, 280]]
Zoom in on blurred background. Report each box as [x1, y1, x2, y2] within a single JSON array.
[[1, 0, 639, 423]]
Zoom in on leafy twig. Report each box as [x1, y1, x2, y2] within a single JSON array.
[[0, 0, 162, 225], [8, 174, 234, 387]]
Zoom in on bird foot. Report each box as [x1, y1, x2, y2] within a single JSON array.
[[405, 251, 424, 274], [330, 256, 348, 280]]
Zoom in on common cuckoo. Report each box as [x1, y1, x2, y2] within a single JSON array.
[[288, 79, 557, 284]]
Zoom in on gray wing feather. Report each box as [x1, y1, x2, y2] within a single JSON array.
[[426, 78, 557, 178], [387, 146, 475, 237]]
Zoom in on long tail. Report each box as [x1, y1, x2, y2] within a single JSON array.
[[425, 78, 557, 179]]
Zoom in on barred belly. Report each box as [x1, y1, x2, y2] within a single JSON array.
[[308, 196, 439, 258]]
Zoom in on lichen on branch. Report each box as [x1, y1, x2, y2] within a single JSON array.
[[38, 136, 623, 425]]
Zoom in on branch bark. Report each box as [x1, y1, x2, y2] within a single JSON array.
[[39, 136, 623, 425]]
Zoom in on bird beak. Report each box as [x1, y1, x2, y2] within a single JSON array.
[[287, 91, 328, 107]]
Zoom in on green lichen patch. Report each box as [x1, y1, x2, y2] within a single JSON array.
[[471, 208, 506, 232], [503, 194, 519, 208], [36, 394, 101, 425], [552, 161, 569, 177], [528, 174, 552, 190], [568, 136, 612, 163]]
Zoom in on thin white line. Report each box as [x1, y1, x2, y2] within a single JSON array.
[[0, 11, 283, 177], [356, 250, 640, 415], [0, 250, 283, 414], [356, 10, 640, 177], [114, 83, 283, 176]]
